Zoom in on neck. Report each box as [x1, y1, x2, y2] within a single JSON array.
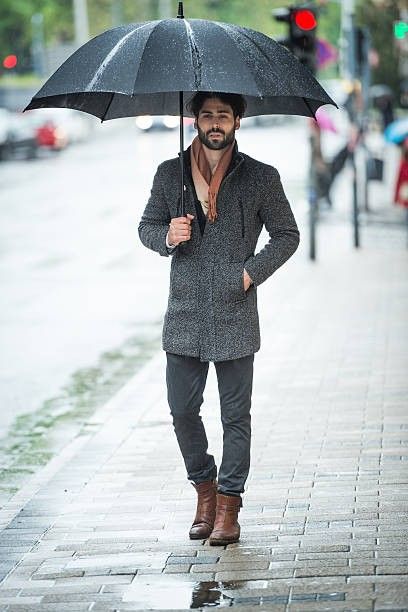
[[202, 144, 227, 174]]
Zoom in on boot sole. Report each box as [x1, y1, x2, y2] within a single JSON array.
[[189, 532, 212, 540], [209, 537, 239, 546]]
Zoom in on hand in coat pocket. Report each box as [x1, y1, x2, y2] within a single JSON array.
[[243, 268, 252, 292]]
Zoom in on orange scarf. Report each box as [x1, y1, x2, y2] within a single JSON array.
[[190, 136, 235, 222]]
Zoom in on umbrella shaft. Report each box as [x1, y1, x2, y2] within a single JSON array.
[[179, 91, 185, 216]]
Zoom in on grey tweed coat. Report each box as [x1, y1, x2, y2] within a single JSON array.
[[138, 145, 300, 362]]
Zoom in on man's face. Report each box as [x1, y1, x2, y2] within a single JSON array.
[[195, 97, 240, 150]]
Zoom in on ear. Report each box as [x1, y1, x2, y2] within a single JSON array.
[[235, 116, 241, 131]]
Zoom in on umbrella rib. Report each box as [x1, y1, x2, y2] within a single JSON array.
[[211, 22, 262, 97], [86, 22, 154, 92], [184, 20, 202, 89], [101, 92, 115, 121], [302, 96, 316, 119], [131, 21, 162, 96]]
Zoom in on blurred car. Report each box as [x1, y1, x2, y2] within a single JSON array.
[[25, 108, 95, 150], [34, 119, 68, 151], [0, 108, 39, 161], [135, 115, 179, 131]]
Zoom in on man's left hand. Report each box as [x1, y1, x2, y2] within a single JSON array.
[[243, 269, 253, 291]]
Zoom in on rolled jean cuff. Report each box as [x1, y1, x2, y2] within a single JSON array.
[[188, 464, 217, 485]]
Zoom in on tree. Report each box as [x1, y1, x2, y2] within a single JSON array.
[[0, 0, 73, 74], [356, 0, 400, 94]]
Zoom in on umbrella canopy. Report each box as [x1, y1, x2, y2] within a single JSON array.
[[25, 15, 336, 120], [384, 117, 408, 144], [24, 2, 337, 214]]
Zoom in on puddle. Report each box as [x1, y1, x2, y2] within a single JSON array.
[[0, 322, 161, 508], [123, 577, 345, 608], [123, 578, 233, 609], [123, 578, 271, 609]]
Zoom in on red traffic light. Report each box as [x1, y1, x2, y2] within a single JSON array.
[[3, 54, 17, 69], [293, 9, 317, 31]]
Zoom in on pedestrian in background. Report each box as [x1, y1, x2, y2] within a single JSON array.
[[394, 137, 408, 208], [138, 91, 299, 545]]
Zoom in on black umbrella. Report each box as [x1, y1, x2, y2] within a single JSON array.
[[25, 1, 337, 214]]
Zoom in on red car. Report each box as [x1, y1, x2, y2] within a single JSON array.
[[35, 119, 68, 150]]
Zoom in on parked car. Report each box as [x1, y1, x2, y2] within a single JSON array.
[[135, 115, 180, 131], [0, 108, 39, 161], [25, 108, 95, 150]]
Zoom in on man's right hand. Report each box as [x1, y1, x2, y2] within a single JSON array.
[[167, 214, 195, 247]]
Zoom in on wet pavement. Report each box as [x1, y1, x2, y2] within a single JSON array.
[[0, 117, 408, 609], [0, 117, 307, 510], [0, 157, 407, 610]]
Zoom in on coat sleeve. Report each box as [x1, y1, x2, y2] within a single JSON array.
[[244, 167, 300, 287], [138, 164, 175, 257]]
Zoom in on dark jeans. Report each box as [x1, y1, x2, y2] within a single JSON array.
[[166, 352, 254, 496]]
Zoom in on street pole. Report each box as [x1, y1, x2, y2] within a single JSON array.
[[342, 0, 360, 248], [111, 0, 123, 27], [31, 13, 46, 78], [158, 0, 172, 18], [73, 0, 90, 47], [308, 136, 318, 261]]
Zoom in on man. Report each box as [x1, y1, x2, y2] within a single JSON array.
[[138, 92, 299, 545]]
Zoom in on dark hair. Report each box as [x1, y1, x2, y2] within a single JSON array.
[[188, 91, 246, 119]]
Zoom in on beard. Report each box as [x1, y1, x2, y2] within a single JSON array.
[[197, 126, 235, 150]]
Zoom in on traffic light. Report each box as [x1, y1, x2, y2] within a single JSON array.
[[272, 6, 318, 74], [3, 55, 18, 70], [394, 21, 408, 40]]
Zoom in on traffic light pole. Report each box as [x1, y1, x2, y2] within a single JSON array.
[[308, 132, 318, 261], [272, 5, 319, 260]]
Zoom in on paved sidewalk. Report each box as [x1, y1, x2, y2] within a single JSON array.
[[0, 216, 407, 611]]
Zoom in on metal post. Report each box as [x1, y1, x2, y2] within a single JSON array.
[[342, 0, 360, 248], [73, 0, 90, 47], [351, 151, 359, 247], [31, 13, 46, 78], [308, 129, 318, 261], [111, 0, 123, 27], [361, 29, 371, 213], [158, 0, 172, 18]]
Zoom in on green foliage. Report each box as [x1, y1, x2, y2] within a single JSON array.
[[1, 0, 343, 72], [0, 0, 73, 72], [356, 0, 400, 93], [11, 0, 402, 86]]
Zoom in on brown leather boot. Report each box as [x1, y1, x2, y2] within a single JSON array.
[[189, 480, 217, 540], [209, 493, 242, 546]]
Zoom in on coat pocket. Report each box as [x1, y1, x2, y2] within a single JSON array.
[[217, 261, 247, 304]]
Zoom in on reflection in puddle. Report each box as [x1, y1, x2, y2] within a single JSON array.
[[123, 577, 265, 609], [191, 581, 232, 608]]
